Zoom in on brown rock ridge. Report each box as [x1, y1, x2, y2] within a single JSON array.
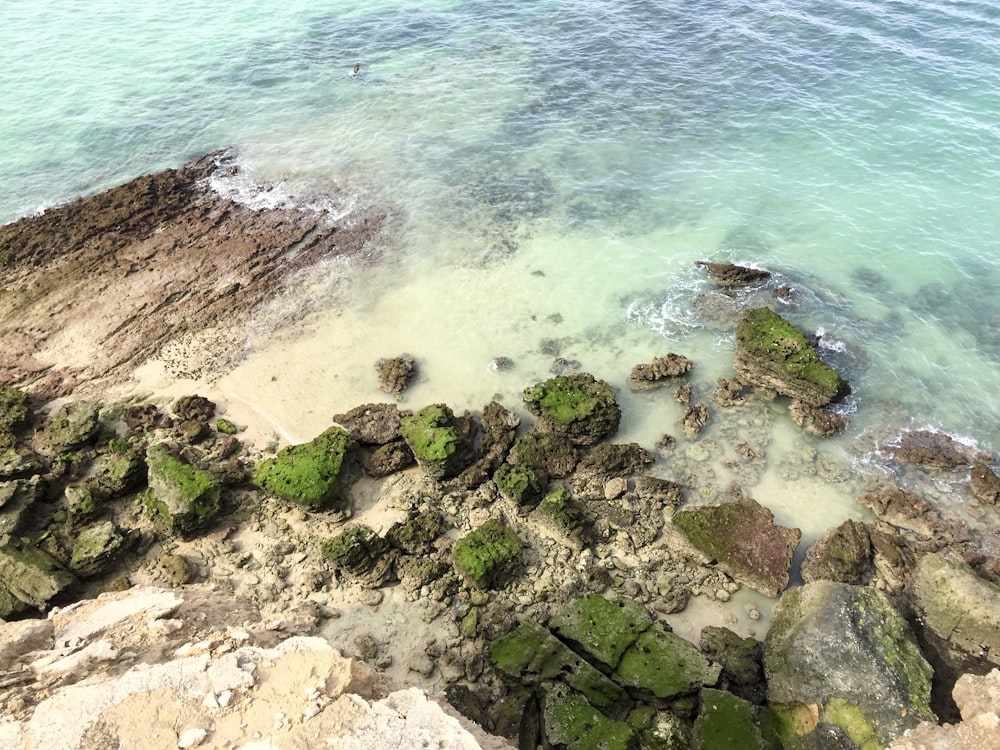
[[0, 149, 385, 399]]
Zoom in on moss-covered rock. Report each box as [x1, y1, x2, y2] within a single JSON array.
[[542, 683, 636, 750], [398, 404, 474, 481], [386, 511, 445, 555], [87, 448, 146, 498], [494, 462, 545, 506], [549, 595, 654, 669], [509, 432, 580, 478], [0, 541, 76, 610], [799, 520, 873, 585], [491, 621, 630, 710], [215, 418, 238, 435], [0, 387, 30, 450], [764, 581, 934, 748], [321, 526, 395, 586], [672, 497, 800, 597], [531, 486, 588, 550], [734, 308, 849, 407], [692, 689, 777, 750], [613, 627, 718, 700], [145, 444, 220, 534], [0, 476, 45, 539], [698, 626, 766, 705], [252, 425, 356, 510], [172, 395, 215, 422], [523, 373, 621, 446], [64, 484, 98, 524], [33, 401, 101, 455], [452, 519, 522, 589], [69, 520, 127, 577]]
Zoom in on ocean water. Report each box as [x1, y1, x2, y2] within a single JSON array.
[[4, 1, 1000, 553]]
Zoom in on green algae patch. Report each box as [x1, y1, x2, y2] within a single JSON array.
[[613, 628, 716, 700], [543, 683, 635, 750], [215, 418, 238, 435], [490, 621, 630, 710], [523, 373, 621, 446], [0, 387, 29, 450], [549, 595, 654, 669], [692, 689, 775, 750], [452, 519, 522, 589], [822, 698, 880, 750], [495, 462, 544, 505], [532, 486, 588, 550], [69, 520, 127, 577], [734, 307, 849, 407], [145, 444, 220, 534], [398, 404, 472, 480], [385, 511, 445, 555], [253, 425, 355, 510]]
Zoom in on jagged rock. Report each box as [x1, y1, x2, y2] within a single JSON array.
[[452, 519, 521, 589], [530, 487, 587, 551], [0, 475, 46, 539], [800, 519, 873, 585], [692, 689, 775, 749], [32, 401, 101, 455], [789, 400, 849, 438], [764, 581, 935, 749], [121, 403, 162, 432], [399, 404, 475, 481], [699, 626, 766, 705], [0, 447, 44, 481], [549, 595, 653, 669], [145, 444, 220, 534], [362, 439, 415, 477], [0, 387, 30, 450], [508, 432, 579, 478], [857, 486, 967, 544], [696, 261, 771, 288], [523, 373, 621, 446], [681, 402, 710, 438], [322, 526, 396, 586], [494, 463, 545, 506], [253, 425, 357, 510], [633, 475, 685, 510], [375, 354, 417, 395], [386, 511, 446, 555], [890, 670, 1000, 750], [890, 430, 974, 470], [613, 627, 719, 700], [733, 308, 849, 407], [572, 442, 654, 498], [450, 401, 520, 490], [628, 353, 695, 391], [171, 395, 215, 423], [542, 683, 635, 750], [86, 447, 146, 498], [969, 460, 1000, 505], [713, 377, 751, 407], [674, 382, 693, 404], [331, 403, 408, 445], [0, 541, 76, 612], [69, 521, 128, 577], [672, 497, 800, 597]]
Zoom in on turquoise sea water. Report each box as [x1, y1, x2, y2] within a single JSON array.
[[4, 1, 1000, 541]]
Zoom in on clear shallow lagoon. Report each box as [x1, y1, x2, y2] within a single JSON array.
[[4, 0, 1000, 551]]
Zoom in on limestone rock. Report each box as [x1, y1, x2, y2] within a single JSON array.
[[375, 354, 417, 395], [331, 402, 408, 445], [322, 526, 395, 586], [32, 401, 101, 455], [398, 404, 475, 481], [508, 432, 579, 478], [542, 683, 635, 750], [890, 670, 1000, 750], [800, 519, 873, 585], [362, 439, 415, 477], [549, 595, 654, 669], [969, 460, 1000, 505], [764, 581, 935, 748], [69, 521, 128, 578], [530, 486, 588, 551], [789, 399, 849, 438], [523, 373, 621, 446], [696, 261, 771, 288], [858, 486, 967, 544], [692, 688, 774, 750], [252, 425, 357, 510], [0, 617, 54, 670], [712, 376, 751, 407], [733, 307, 849, 408], [0, 541, 76, 612], [681, 402, 710, 438], [890, 430, 974, 470], [672, 497, 801, 597], [613, 627, 718, 700], [628, 353, 695, 391], [494, 462, 545, 506], [171, 395, 215, 423]]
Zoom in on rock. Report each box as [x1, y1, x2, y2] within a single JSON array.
[[692, 688, 774, 750], [969, 460, 1000, 505], [452, 519, 522, 589], [681, 402, 710, 438], [523, 373, 621, 446], [764, 581, 935, 748], [69, 521, 128, 578], [712, 376, 751, 407], [542, 683, 635, 750], [32, 401, 101, 455], [890, 430, 973, 470], [321, 526, 395, 586], [362, 439, 415, 477], [890, 670, 1000, 750], [613, 627, 719, 700], [386, 511, 446, 555], [145, 444, 220, 534], [632, 475, 685, 509], [628, 353, 695, 391], [672, 497, 800, 597], [450, 401, 520, 489], [857, 486, 966, 544], [733, 308, 849, 407], [674, 382, 694, 405], [0, 541, 76, 612], [490, 621, 629, 710], [375, 354, 417, 395], [252, 425, 357, 510], [800, 520, 873, 585], [398, 404, 475, 481], [122, 403, 162, 432], [171, 395, 215, 423], [0, 475, 46, 539], [530, 487, 588, 551], [910, 553, 1000, 676], [572, 442, 654, 498], [699, 626, 766, 705], [0, 618, 54, 670], [0, 386, 30, 450], [494, 463, 545, 506], [508, 432, 579, 478], [696, 261, 771, 288], [86, 447, 146, 498], [177, 728, 208, 748], [215, 418, 238, 435], [789, 400, 849, 438], [331, 403, 407, 445], [548, 595, 654, 669]]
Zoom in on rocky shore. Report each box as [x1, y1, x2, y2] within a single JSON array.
[[2, 156, 1000, 749]]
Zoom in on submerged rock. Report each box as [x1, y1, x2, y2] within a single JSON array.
[[681, 402, 710, 439], [696, 261, 771, 288], [764, 581, 935, 749], [672, 497, 800, 597], [734, 307, 849, 408], [375, 354, 417, 395], [789, 399, 849, 438], [890, 430, 974, 470], [523, 373, 621, 446], [969, 460, 1000, 505], [252, 425, 357, 510], [628, 353, 695, 391]]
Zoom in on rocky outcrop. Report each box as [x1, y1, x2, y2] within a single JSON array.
[[672, 496, 801, 597], [890, 430, 977, 470], [522, 373, 621, 446], [969, 460, 1000, 505], [765, 581, 936, 748], [858, 486, 968, 546], [331, 403, 408, 445], [696, 261, 771, 288], [0, 149, 384, 399], [800, 519, 873, 585], [252, 426, 358, 511], [733, 307, 849, 408], [375, 354, 418, 395], [628, 353, 694, 391]]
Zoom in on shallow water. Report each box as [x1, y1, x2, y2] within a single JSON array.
[[5, 0, 1000, 581]]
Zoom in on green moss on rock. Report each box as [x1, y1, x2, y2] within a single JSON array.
[[69, 521, 127, 577], [495, 462, 544, 505], [398, 404, 473, 480], [0, 387, 29, 450], [523, 373, 621, 446], [215, 418, 239, 435], [33, 401, 101, 455], [692, 689, 775, 750], [0, 541, 76, 610], [253, 426, 356, 510], [613, 628, 717, 700], [322, 526, 395, 585], [452, 519, 522, 589], [386, 511, 445, 555], [145, 444, 220, 534], [549, 595, 654, 669], [543, 683, 635, 750]]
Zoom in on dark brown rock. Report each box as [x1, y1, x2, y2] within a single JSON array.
[[171, 395, 215, 423], [858, 486, 969, 545], [695, 261, 771, 288], [788, 400, 849, 438], [891, 430, 974, 470], [800, 520, 873, 584], [628, 353, 694, 391], [332, 403, 408, 445], [375, 355, 417, 395], [970, 460, 1000, 505]]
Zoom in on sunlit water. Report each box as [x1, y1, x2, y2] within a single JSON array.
[[4, 0, 1000, 609]]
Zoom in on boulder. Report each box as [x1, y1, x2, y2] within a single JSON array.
[[764, 581, 935, 748], [523, 373, 621, 446], [692, 688, 775, 750], [613, 627, 719, 700], [33, 401, 101, 455], [331, 403, 407, 445], [572, 442, 654, 498], [699, 626, 767, 705], [494, 463, 545, 506], [385, 511, 445, 556], [171, 395, 215, 423], [0, 541, 76, 612], [69, 521, 128, 578], [508, 432, 579, 478], [530, 486, 588, 551], [696, 261, 771, 288], [549, 595, 654, 669], [628, 353, 695, 391], [253, 425, 357, 510], [375, 354, 417, 395], [800, 520, 873, 585], [969, 460, 1000, 505], [361, 439, 415, 477], [733, 308, 849, 407], [145, 444, 221, 534], [398, 404, 475, 481], [542, 683, 635, 750], [321, 526, 395, 587], [0, 475, 46, 540], [672, 497, 801, 597], [789, 400, 849, 438], [452, 519, 522, 589], [86, 448, 146, 498]]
